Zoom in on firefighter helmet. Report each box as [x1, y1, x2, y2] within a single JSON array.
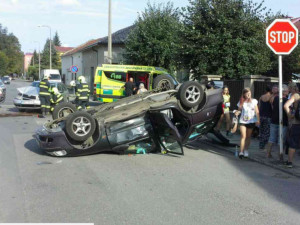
[[77, 76, 86, 83], [70, 80, 76, 87]]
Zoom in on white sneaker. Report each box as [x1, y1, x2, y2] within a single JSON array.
[[239, 152, 244, 159], [244, 150, 249, 158]]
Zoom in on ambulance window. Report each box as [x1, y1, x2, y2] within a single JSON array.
[[104, 71, 126, 82]]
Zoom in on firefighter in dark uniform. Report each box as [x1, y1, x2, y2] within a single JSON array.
[[39, 74, 51, 117], [75, 76, 90, 110], [50, 87, 64, 112]]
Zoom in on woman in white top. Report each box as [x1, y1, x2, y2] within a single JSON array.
[[235, 88, 260, 159], [137, 83, 148, 94]]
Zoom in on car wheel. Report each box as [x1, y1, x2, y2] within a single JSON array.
[[65, 111, 96, 142], [52, 102, 77, 120], [18, 108, 26, 112], [179, 81, 204, 108], [153, 75, 175, 91]]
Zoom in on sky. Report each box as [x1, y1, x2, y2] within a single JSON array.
[[0, 0, 299, 53]]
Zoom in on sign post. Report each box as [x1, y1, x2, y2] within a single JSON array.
[[266, 19, 298, 159], [70, 65, 79, 80]]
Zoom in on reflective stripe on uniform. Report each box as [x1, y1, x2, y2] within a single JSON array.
[[39, 92, 50, 95]]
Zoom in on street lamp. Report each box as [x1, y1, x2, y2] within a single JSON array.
[[108, 0, 112, 64], [38, 25, 52, 69]]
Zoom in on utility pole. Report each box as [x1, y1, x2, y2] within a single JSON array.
[[108, 0, 112, 64]]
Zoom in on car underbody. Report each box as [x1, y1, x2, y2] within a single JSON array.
[[36, 83, 224, 157]]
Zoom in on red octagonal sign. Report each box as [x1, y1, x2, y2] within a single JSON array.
[[266, 19, 298, 55]]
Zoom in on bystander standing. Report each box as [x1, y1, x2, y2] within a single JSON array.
[[258, 86, 272, 149], [284, 91, 300, 168], [235, 88, 260, 159], [137, 83, 148, 94], [266, 85, 289, 159], [216, 86, 231, 136], [124, 77, 136, 97]]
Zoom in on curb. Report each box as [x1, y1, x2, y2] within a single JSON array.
[[200, 138, 300, 178]]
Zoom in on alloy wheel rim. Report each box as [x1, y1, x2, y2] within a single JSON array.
[[72, 116, 91, 136], [185, 86, 201, 104]]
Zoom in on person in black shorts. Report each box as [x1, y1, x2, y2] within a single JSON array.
[[284, 92, 300, 168], [235, 88, 260, 159]]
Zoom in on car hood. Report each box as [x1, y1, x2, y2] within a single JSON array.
[[17, 86, 39, 96]]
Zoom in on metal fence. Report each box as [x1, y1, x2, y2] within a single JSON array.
[[253, 81, 278, 100], [224, 80, 244, 111], [252, 81, 300, 100]]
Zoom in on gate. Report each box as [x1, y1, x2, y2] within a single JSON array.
[[223, 80, 244, 111], [253, 81, 278, 100]]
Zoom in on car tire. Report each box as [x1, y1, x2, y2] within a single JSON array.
[[153, 75, 175, 91], [18, 108, 26, 112], [65, 111, 96, 142], [52, 102, 77, 120], [179, 81, 204, 108]]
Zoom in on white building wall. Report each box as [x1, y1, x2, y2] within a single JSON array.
[[81, 45, 125, 92], [62, 45, 124, 89], [62, 52, 83, 86]]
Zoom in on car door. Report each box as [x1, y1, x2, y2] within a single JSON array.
[[150, 111, 184, 155]]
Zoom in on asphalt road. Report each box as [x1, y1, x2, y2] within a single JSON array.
[[0, 78, 33, 114], [1, 113, 300, 224]]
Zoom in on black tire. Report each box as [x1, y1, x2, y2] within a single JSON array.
[[179, 81, 204, 108], [153, 75, 175, 91], [65, 111, 96, 142], [52, 102, 77, 120]]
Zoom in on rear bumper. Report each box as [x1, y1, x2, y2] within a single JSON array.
[[35, 126, 74, 154]]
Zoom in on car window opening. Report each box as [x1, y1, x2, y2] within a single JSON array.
[[160, 109, 189, 137]]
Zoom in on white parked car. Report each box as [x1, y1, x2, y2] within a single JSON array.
[[0, 79, 6, 103], [13, 81, 71, 112]]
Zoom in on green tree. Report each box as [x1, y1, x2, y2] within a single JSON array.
[[41, 38, 60, 69], [30, 50, 39, 66], [53, 31, 61, 46], [27, 65, 39, 80], [0, 51, 9, 76], [180, 0, 273, 80], [123, 2, 182, 72], [0, 23, 23, 75]]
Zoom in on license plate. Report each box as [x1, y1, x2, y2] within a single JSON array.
[[23, 100, 35, 105]]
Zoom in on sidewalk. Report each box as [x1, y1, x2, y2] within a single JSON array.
[[203, 131, 300, 177]]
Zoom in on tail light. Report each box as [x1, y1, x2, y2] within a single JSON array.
[[93, 84, 96, 95]]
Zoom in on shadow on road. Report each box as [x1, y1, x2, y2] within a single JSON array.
[[186, 137, 300, 214], [24, 138, 47, 156]]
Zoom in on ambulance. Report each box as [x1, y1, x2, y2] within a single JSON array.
[[94, 64, 177, 103]]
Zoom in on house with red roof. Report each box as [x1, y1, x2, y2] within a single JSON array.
[[292, 17, 300, 30]]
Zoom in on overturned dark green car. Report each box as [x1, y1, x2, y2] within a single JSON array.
[[35, 81, 224, 156]]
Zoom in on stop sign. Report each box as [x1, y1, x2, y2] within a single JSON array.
[[266, 19, 298, 55]]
